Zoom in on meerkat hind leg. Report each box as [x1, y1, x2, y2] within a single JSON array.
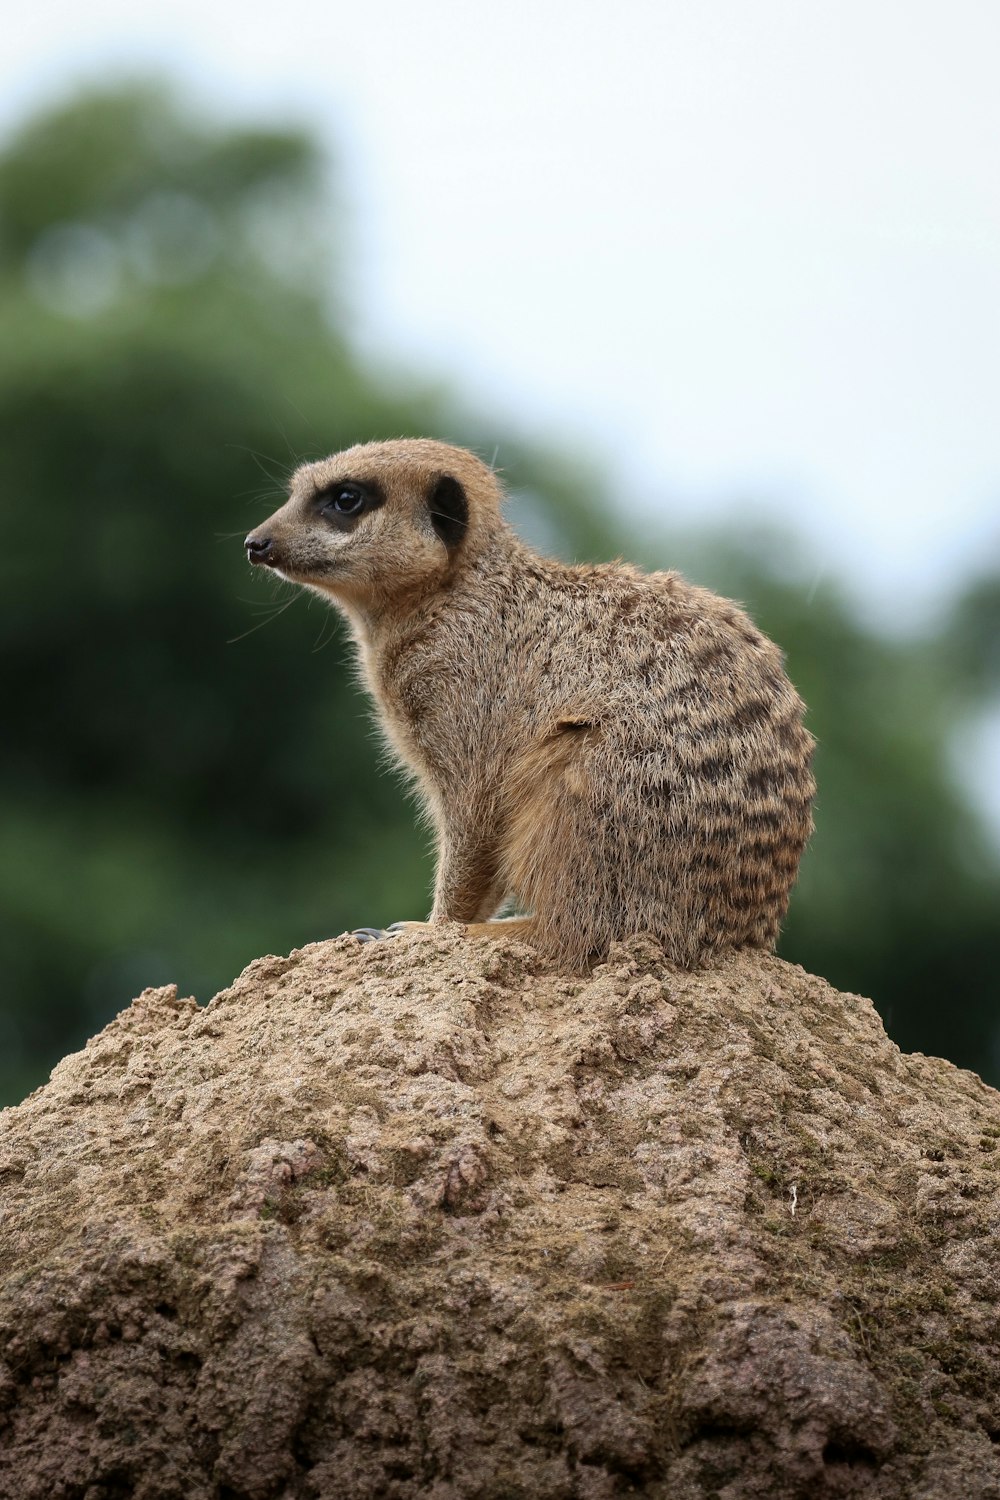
[[461, 916, 541, 943]]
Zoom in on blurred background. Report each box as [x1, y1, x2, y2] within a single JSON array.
[[2, 3, 998, 1106]]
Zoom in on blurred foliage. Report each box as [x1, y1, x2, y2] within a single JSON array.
[[1, 81, 997, 1106]]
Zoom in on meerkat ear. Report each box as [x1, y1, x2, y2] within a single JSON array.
[[427, 475, 468, 548]]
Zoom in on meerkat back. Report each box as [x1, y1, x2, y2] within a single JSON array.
[[244, 438, 815, 969], [494, 563, 816, 968]]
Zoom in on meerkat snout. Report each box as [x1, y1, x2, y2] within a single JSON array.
[[244, 436, 816, 969], [245, 534, 273, 564]]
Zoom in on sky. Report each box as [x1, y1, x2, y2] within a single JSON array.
[[3, 1, 1000, 634]]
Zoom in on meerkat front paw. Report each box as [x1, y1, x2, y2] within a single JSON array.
[[351, 926, 389, 943], [351, 921, 430, 944]]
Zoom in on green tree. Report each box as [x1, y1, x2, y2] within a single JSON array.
[[1, 81, 997, 1104]]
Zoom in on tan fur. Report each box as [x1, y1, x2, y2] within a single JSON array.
[[245, 438, 816, 968]]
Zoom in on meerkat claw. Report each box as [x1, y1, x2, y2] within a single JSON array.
[[353, 923, 413, 943]]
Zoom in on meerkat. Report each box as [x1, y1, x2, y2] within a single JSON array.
[[244, 438, 815, 969]]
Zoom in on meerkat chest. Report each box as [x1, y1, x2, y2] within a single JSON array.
[[366, 604, 520, 783]]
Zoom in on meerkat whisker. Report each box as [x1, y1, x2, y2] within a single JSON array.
[[226, 593, 298, 645]]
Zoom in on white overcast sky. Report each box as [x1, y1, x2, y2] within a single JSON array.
[[4, 0, 1000, 630]]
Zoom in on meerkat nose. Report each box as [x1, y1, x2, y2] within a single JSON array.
[[245, 534, 274, 565]]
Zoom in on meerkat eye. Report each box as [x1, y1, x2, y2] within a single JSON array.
[[324, 485, 366, 517]]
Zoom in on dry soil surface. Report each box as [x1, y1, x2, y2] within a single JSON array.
[[1, 929, 999, 1499]]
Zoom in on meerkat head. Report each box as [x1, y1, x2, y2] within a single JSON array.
[[244, 438, 504, 610]]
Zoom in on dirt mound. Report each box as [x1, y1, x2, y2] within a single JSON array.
[[1, 929, 999, 1499]]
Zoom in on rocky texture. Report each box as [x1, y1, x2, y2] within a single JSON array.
[[1, 930, 999, 1500]]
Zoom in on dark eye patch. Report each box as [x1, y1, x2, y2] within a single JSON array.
[[316, 478, 385, 530], [428, 475, 468, 548]]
